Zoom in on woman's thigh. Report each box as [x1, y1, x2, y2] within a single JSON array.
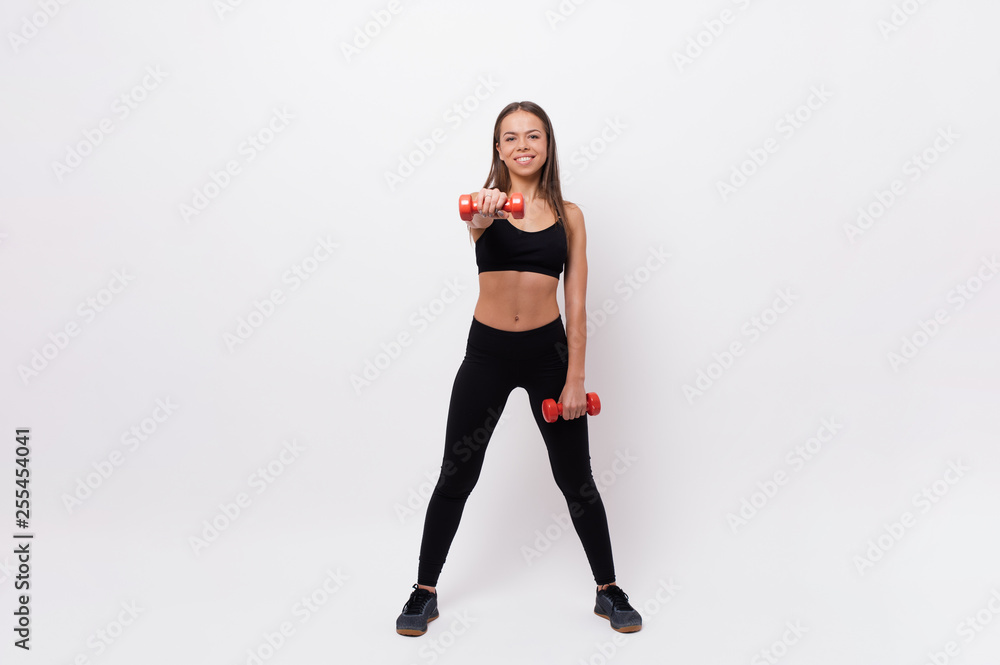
[[435, 346, 516, 497]]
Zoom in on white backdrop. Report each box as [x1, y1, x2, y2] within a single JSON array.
[[2, 1, 999, 664]]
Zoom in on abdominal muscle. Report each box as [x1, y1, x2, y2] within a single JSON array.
[[473, 271, 560, 331]]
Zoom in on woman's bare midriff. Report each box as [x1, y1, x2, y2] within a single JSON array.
[[469, 205, 562, 331], [473, 271, 560, 331]]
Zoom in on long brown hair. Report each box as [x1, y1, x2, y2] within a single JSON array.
[[468, 101, 568, 244]]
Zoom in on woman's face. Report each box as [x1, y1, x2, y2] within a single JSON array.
[[496, 110, 548, 177]]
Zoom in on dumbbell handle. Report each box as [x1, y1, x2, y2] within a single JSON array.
[[459, 192, 524, 221], [542, 392, 601, 423]]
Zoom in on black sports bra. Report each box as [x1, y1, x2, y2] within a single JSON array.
[[475, 216, 567, 278]]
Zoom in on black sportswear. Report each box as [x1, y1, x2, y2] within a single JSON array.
[[475, 216, 567, 279]]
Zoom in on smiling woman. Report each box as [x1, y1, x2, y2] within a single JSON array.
[[468, 103, 568, 332], [395, 101, 643, 637]]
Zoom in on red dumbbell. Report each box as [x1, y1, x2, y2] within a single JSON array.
[[459, 191, 524, 221], [542, 392, 601, 423]]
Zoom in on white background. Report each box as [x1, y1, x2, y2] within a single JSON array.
[[2, 1, 999, 664]]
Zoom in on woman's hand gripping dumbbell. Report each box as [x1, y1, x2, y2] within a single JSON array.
[[542, 392, 601, 423], [458, 190, 524, 221]]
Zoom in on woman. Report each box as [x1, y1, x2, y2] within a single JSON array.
[[396, 101, 641, 635]]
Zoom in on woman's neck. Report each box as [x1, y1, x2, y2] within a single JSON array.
[[508, 173, 543, 202]]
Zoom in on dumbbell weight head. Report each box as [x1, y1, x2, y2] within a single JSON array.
[[542, 398, 561, 423], [586, 392, 601, 417]]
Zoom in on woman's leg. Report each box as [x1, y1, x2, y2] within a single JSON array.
[[519, 323, 617, 586], [416, 322, 515, 587]]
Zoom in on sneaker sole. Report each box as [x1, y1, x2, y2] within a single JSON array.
[[396, 612, 438, 636], [594, 610, 642, 633]]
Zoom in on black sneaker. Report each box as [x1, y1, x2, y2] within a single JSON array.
[[396, 584, 439, 636], [594, 584, 642, 632]]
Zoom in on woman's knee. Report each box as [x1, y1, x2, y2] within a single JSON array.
[[431, 466, 480, 502], [553, 471, 602, 505]]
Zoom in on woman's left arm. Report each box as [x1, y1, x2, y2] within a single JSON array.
[[560, 204, 588, 419]]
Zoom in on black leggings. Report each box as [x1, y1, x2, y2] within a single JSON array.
[[416, 314, 616, 587]]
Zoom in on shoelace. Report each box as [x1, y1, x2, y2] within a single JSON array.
[[402, 584, 434, 615], [601, 585, 634, 612]]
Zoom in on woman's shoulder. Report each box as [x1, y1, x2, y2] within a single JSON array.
[[559, 200, 585, 228]]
